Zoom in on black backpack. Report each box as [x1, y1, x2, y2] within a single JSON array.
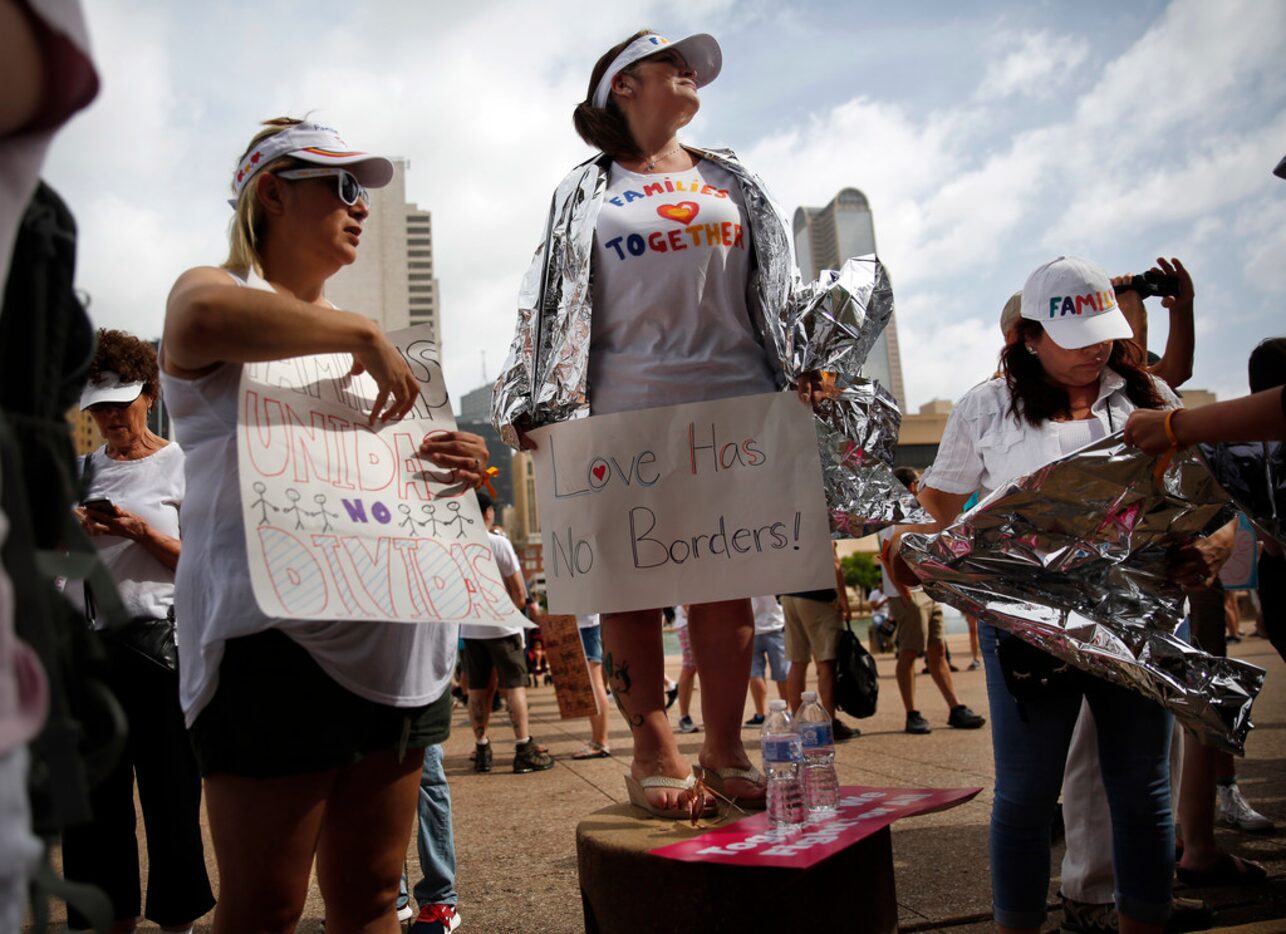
[[833, 619, 879, 718]]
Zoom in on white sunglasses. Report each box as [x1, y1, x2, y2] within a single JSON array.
[[275, 167, 369, 207]]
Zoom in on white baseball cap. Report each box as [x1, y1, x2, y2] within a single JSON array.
[[231, 122, 394, 201], [1020, 256, 1133, 350], [80, 371, 145, 410], [592, 33, 722, 109]]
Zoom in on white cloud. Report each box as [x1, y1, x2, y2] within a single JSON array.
[[35, 0, 1286, 423], [975, 31, 1089, 102]]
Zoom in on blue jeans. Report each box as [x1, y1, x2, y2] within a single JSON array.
[[397, 744, 457, 910], [980, 623, 1173, 928]]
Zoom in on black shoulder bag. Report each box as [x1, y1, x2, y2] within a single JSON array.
[[80, 451, 178, 673]]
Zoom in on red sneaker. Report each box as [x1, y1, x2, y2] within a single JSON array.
[[409, 903, 461, 934]]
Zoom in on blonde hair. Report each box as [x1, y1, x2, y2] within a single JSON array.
[[222, 117, 306, 275]]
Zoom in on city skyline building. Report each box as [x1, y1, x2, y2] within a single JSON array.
[[324, 158, 440, 342], [792, 188, 906, 410]]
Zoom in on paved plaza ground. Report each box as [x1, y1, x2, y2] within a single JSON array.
[[33, 630, 1286, 932]]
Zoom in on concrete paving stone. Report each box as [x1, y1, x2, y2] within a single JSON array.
[[25, 632, 1286, 932]]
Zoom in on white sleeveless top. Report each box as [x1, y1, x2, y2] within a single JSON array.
[[159, 269, 456, 725]]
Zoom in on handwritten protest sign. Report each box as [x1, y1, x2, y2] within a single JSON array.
[[540, 614, 599, 719], [651, 785, 980, 868], [236, 325, 523, 629], [529, 392, 834, 615]]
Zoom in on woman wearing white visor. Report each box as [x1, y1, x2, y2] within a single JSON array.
[[161, 119, 489, 932], [495, 30, 847, 818]]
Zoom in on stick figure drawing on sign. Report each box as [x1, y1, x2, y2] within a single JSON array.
[[282, 488, 310, 530], [441, 501, 475, 539], [419, 504, 440, 536], [398, 504, 419, 537], [249, 481, 279, 526], [313, 494, 338, 533]]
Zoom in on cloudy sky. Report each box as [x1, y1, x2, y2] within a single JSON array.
[[45, 0, 1286, 413]]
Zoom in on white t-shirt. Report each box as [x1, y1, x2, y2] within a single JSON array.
[[77, 443, 184, 624], [159, 270, 457, 725], [869, 588, 888, 612], [750, 595, 785, 635], [672, 605, 689, 630], [587, 159, 776, 416], [460, 531, 524, 640], [921, 369, 1180, 498], [577, 613, 601, 630]]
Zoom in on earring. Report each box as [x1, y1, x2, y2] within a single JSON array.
[[1025, 345, 1038, 355]]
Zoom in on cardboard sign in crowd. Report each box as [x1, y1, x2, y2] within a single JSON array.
[[530, 392, 835, 615], [235, 325, 523, 630]]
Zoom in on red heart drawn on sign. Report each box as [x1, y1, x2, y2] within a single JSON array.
[[657, 201, 699, 224], [592, 464, 608, 481]]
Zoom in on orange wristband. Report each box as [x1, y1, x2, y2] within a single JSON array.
[[1163, 409, 1183, 448]]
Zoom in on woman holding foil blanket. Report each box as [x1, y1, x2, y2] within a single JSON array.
[[493, 30, 888, 818], [893, 256, 1226, 934]]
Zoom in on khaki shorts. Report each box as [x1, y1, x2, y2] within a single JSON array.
[[890, 591, 944, 655], [782, 595, 844, 663]]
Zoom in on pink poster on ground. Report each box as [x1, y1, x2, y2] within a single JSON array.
[[650, 785, 980, 868]]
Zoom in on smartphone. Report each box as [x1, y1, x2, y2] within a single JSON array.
[[82, 497, 115, 514]]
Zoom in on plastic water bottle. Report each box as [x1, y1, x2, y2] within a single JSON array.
[[761, 699, 805, 827], [796, 691, 839, 815]]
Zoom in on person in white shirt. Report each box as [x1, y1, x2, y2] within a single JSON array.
[[890, 256, 1227, 933], [461, 492, 553, 775], [64, 333, 213, 933], [161, 118, 490, 932], [743, 596, 789, 727]]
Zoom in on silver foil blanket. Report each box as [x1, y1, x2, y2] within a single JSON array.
[[814, 378, 930, 536], [492, 148, 916, 536], [900, 432, 1264, 754]]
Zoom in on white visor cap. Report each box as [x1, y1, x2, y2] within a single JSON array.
[[80, 370, 145, 410], [231, 122, 394, 201], [592, 33, 722, 109], [1020, 256, 1133, 350]]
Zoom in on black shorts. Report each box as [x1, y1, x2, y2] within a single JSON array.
[[462, 633, 528, 689], [190, 629, 451, 778]]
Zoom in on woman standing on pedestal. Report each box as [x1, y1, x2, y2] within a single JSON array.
[[494, 30, 881, 817]]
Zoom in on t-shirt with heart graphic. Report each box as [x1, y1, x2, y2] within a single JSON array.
[[588, 158, 775, 416]]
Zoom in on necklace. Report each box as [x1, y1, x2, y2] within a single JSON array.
[[643, 144, 683, 171]]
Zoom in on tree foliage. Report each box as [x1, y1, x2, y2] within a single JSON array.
[[840, 552, 881, 594]]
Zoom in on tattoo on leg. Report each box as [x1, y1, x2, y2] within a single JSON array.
[[468, 694, 488, 741], [604, 651, 644, 727]]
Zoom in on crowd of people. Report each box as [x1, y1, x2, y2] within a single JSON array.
[[1, 8, 1284, 934]]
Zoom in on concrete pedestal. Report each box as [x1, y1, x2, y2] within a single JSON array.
[[577, 803, 898, 933]]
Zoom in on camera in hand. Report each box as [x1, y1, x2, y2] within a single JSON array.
[[1113, 269, 1181, 299], [82, 497, 115, 514]]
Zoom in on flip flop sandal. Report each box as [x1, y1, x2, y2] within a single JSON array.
[[1176, 852, 1268, 887], [623, 770, 717, 820], [702, 764, 768, 810], [572, 742, 612, 759]]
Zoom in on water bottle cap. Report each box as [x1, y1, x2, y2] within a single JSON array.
[[802, 691, 817, 702], [768, 699, 787, 710]]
